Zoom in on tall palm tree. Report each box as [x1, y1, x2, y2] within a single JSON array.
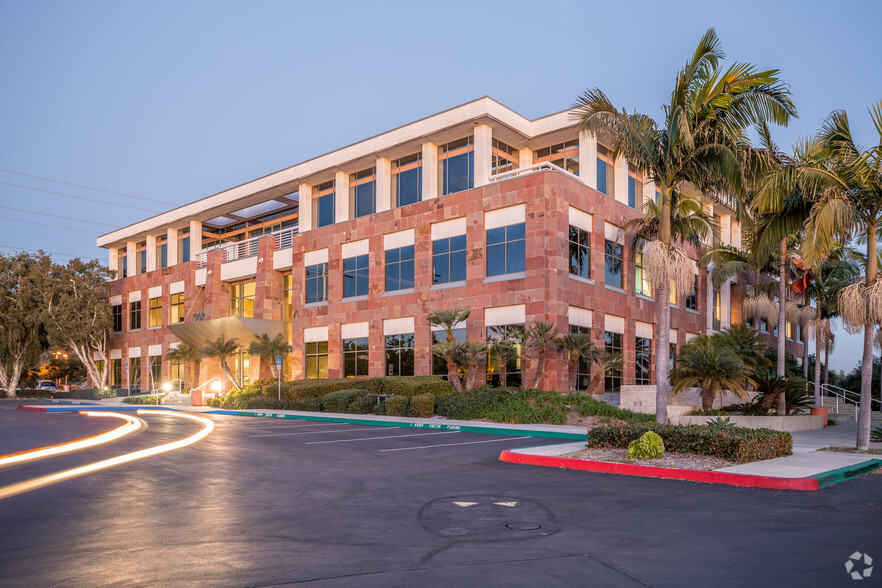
[[200, 334, 241, 392], [796, 101, 882, 449], [670, 336, 754, 410], [165, 342, 201, 391], [247, 333, 292, 379], [556, 331, 606, 393], [427, 308, 470, 393], [527, 320, 559, 390], [572, 28, 795, 423]]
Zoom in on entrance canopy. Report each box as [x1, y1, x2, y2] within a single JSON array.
[[167, 316, 284, 349]]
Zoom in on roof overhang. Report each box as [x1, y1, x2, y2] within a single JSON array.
[[167, 316, 284, 350]]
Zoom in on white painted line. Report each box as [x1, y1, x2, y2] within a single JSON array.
[[251, 422, 344, 430], [250, 427, 380, 438], [453, 501, 478, 507], [379, 436, 532, 452], [305, 431, 460, 445], [495, 502, 518, 507]]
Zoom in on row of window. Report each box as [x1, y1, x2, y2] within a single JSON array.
[[114, 293, 186, 333]]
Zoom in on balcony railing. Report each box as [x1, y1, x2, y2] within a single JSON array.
[[194, 225, 299, 269], [489, 161, 582, 185]]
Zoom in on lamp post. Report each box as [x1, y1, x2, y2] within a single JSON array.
[[161, 379, 183, 406]]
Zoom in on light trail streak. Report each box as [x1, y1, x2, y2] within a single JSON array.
[[0, 410, 214, 500], [0, 412, 143, 469]]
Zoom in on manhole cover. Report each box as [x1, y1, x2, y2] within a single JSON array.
[[506, 522, 541, 531], [419, 495, 558, 542]]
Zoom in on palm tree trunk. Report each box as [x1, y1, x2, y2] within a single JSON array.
[[519, 350, 527, 391], [858, 226, 877, 449], [654, 188, 673, 424], [530, 353, 544, 390], [823, 341, 830, 386], [569, 356, 578, 392], [500, 363, 508, 388], [776, 238, 788, 416], [814, 328, 823, 409], [447, 360, 463, 393]]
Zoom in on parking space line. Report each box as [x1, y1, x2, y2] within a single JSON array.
[[250, 423, 342, 430], [250, 427, 380, 438], [379, 436, 532, 452], [305, 431, 460, 445]]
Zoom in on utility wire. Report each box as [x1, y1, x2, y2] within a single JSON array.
[[0, 168, 177, 206], [0, 244, 99, 260], [0, 204, 117, 227], [0, 182, 161, 213], [0, 215, 97, 234]]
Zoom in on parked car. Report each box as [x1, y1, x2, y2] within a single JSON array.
[[36, 381, 58, 392]]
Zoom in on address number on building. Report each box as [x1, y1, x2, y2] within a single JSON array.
[[192, 312, 205, 322]]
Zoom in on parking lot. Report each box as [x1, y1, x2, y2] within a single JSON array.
[[0, 407, 880, 586]]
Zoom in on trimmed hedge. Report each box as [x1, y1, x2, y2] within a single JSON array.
[[435, 387, 509, 420], [385, 395, 409, 417], [411, 393, 435, 418], [587, 422, 792, 463], [568, 395, 656, 424]]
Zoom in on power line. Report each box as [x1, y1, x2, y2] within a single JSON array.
[[0, 182, 161, 213], [0, 244, 99, 260], [0, 168, 177, 206], [0, 205, 117, 227], [0, 215, 97, 234]]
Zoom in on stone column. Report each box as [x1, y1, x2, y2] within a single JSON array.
[[334, 170, 349, 223], [376, 156, 392, 212], [126, 241, 137, 275], [474, 124, 493, 186], [614, 157, 628, 205], [108, 247, 119, 276], [189, 220, 203, 255], [167, 227, 179, 267], [421, 142, 438, 200], [202, 249, 228, 320], [518, 147, 533, 169], [298, 182, 313, 231], [146, 235, 157, 272], [578, 131, 597, 189]]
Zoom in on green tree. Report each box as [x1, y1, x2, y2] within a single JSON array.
[[573, 28, 795, 422], [41, 258, 115, 390], [460, 341, 488, 392], [555, 331, 605, 393], [527, 320, 559, 390], [247, 333, 292, 379], [200, 334, 241, 392], [165, 342, 202, 391], [712, 324, 772, 377], [0, 252, 52, 396], [670, 336, 754, 410], [427, 308, 470, 393], [488, 340, 517, 388]]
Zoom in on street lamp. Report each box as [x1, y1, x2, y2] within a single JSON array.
[[160, 378, 183, 406]]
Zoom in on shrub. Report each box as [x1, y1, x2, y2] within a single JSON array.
[[349, 394, 378, 415], [688, 409, 728, 416], [385, 395, 409, 417], [322, 389, 362, 413], [588, 422, 792, 463], [435, 387, 509, 420], [122, 394, 167, 405], [10, 389, 51, 399], [567, 395, 656, 424], [627, 431, 664, 459], [371, 400, 386, 415], [410, 393, 435, 418], [872, 425, 882, 442]]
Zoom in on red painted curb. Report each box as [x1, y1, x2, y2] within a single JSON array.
[[499, 450, 820, 491], [17, 406, 48, 412]]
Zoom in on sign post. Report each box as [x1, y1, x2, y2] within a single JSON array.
[[125, 361, 130, 397], [276, 355, 282, 401]]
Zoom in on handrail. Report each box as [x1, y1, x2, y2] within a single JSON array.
[[489, 161, 583, 186], [821, 383, 882, 414], [193, 225, 299, 269]]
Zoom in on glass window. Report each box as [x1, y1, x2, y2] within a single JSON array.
[[170, 293, 184, 323], [305, 342, 328, 379], [534, 139, 579, 175], [119, 253, 127, 279], [181, 235, 190, 264], [313, 181, 335, 228], [148, 297, 162, 328], [148, 355, 162, 388], [343, 337, 369, 378], [568, 325, 592, 391], [635, 252, 651, 296], [160, 241, 168, 269], [129, 300, 141, 330], [487, 223, 525, 277], [349, 168, 376, 219], [139, 247, 146, 275], [636, 336, 651, 385], [169, 360, 183, 390], [128, 357, 141, 391], [343, 254, 369, 298], [760, 317, 768, 332], [440, 137, 474, 196], [713, 288, 721, 331], [628, 176, 638, 208], [433, 234, 467, 284], [112, 304, 122, 333], [596, 146, 614, 195], [685, 275, 698, 310], [486, 324, 525, 387], [385, 333, 414, 376], [305, 263, 329, 304], [432, 328, 466, 377], [568, 226, 591, 279], [604, 240, 623, 288], [111, 358, 122, 388], [604, 331, 622, 392], [392, 153, 422, 207], [786, 321, 793, 339], [669, 342, 677, 371], [230, 281, 256, 317], [491, 138, 519, 176], [385, 246, 414, 292]]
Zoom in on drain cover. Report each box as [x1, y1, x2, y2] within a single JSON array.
[[506, 522, 542, 531], [419, 495, 558, 541]]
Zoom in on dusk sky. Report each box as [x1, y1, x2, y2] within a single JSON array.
[[1, 0, 879, 373]]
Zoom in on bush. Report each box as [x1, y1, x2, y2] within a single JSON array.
[[385, 395, 409, 417], [9, 389, 51, 399], [588, 422, 792, 463], [122, 393, 167, 405], [435, 387, 510, 420], [567, 395, 656, 424], [322, 389, 362, 413], [411, 393, 435, 418], [627, 431, 664, 459], [349, 394, 378, 415], [688, 408, 728, 416]]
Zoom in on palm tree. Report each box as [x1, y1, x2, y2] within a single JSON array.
[[556, 331, 605, 393], [712, 324, 772, 377], [488, 340, 517, 388], [460, 341, 487, 391], [796, 101, 882, 449], [427, 308, 470, 393], [200, 334, 241, 392], [165, 342, 201, 391], [527, 320, 559, 390], [247, 333, 292, 379], [572, 28, 795, 423], [670, 336, 754, 410]]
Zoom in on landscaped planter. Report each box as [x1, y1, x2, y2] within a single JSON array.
[[675, 414, 824, 432]]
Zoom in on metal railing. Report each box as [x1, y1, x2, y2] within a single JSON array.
[[193, 225, 299, 268], [821, 383, 882, 419], [489, 161, 583, 185]]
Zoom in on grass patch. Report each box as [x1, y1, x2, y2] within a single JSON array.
[[122, 394, 167, 405]]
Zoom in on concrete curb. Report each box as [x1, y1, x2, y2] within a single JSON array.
[[499, 445, 881, 491], [18, 405, 181, 413]]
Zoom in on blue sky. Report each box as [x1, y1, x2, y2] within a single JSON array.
[[1, 0, 879, 373]]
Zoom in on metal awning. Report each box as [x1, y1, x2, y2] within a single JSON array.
[[167, 316, 284, 349]]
